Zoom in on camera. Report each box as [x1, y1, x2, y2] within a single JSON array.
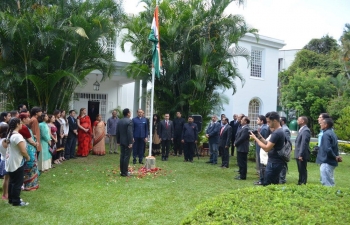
[[250, 129, 259, 136]]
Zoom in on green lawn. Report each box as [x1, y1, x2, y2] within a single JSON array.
[[1, 148, 349, 225]]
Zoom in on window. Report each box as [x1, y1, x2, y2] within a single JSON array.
[[248, 99, 260, 129], [250, 49, 263, 78], [107, 38, 116, 58]]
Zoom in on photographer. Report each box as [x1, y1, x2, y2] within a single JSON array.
[[250, 112, 285, 186]]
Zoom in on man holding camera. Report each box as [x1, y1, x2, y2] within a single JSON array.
[[250, 112, 285, 185]]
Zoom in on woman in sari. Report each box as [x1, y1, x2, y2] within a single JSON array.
[[19, 113, 39, 191], [92, 114, 106, 155], [152, 114, 161, 156], [77, 108, 92, 157], [38, 113, 52, 172]]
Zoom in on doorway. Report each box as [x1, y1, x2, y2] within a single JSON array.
[[88, 101, 100, 125]]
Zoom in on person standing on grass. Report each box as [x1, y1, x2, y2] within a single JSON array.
[[107, 110, 119, 154], [0, 123, 9, 200], [219, 118, 232, 168], [77, 108, 92, 157], [158, 113, 174, 161], [116, 108, 133, 177], [250, 112, 285, 186], [38, 114, 52, 172], [234, 116, 250, 180], [65, 110, 78, 160], [5, 118, 30, 206], [173, 112, 185, 156], [316, 118, 342, 186], [294, 116, 311, 185], [29, 107, 42, 156], [205, 115, 220, 165], [132, 109, 148, 164], [92, 114, 106, 156], [19, 113, 40, 191], [181, 116, 198, 163]]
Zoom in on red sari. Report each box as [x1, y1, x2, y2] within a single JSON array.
[[77, 115, 92, 157]]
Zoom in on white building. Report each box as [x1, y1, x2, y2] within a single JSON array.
[[221, 34, 285, 129], [278, 49, 301, 71], [71, 33, 285, 128]]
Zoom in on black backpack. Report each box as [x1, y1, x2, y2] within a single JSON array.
[[277, 137, 293, 162]]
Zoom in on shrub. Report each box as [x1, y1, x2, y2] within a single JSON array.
[[181, 185, 350, 225], [248, 141, 256, 161], [338, 143, 350, 153]]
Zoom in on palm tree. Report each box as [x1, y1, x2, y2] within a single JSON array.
[[121, 0, 257, 119], [0, 0, 124, 111]]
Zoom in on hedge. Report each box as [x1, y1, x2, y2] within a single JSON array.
[[181, 185, 350, 225]]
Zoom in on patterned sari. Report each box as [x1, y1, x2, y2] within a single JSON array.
[[21, 125, 39, 191], [92, 121, 106, 155]]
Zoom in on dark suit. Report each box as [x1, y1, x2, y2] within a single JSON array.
[[65, 116, 78, 159], [116, 117, 133, 176], [206, 121, 220, 163], [280, 124, 291, 184], [182, 122, 198, 162], [132, 117, 148, 163], [234, 125, 250, 179], [173, 117, 185, 155], [219, 124, 232, 168], [229, 120, 239, 156], [294, 126, 311, 184], [158, 120, 174, 160]]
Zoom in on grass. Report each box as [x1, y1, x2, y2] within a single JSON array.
[[1, 147, 349, 225]]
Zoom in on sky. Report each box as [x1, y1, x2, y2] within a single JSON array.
[[123, 0, 350, 50]]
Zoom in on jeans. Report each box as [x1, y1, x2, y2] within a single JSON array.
[[320, 163, 335, 186], [209, 142, 218, 163], [264, 162, 284, 186]]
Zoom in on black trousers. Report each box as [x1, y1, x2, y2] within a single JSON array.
[[296, 159, 307, 184], [65, 137, 77, 159], [221, 146, 230, 168], [173, 137, 183, 155], [231, 141, 235, 156], [8, 165, 24, 205], [161, 139, 171, 158], [120, 145, 132, 176], [184, 142, 195, 161], [237, 152, 248, 179]]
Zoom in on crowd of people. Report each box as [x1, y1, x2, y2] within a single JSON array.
[[0, 104, 343, 206], [0, 105, 109, 206]]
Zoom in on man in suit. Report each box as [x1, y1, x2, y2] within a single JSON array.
[[173, 112, 185, 156], [219, 118, 232, 168], [234, 116, 250, 180], [294, 116, 311, 185], [181, 116, 198, 162], [205, 115, 220, 165], [116, 108, 133, 177], [158, 113, 174, 161], [132, 109, 148, 164], [65, 110, 78, 160], [229, 114, 239, 156], [279, 116, 291, 184]]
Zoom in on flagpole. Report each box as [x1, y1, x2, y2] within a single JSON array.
[[148, 67, 155, 157]]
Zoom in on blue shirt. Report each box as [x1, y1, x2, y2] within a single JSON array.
[[107, 116, 119, 135]]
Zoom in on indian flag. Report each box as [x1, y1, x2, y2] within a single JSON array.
[[148, 6, 161, 77]]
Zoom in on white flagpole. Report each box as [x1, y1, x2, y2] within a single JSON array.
[[148, 67, 155, 157]]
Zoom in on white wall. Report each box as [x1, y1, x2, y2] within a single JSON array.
[[221, 35, 285, 119], [279, 49, 300, 71]]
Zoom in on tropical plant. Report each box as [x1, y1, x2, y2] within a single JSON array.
[[121, 0, 258, 121], [0, 0, 124, 111]]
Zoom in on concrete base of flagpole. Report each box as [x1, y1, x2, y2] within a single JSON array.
[[145, 156, 156, 170]]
